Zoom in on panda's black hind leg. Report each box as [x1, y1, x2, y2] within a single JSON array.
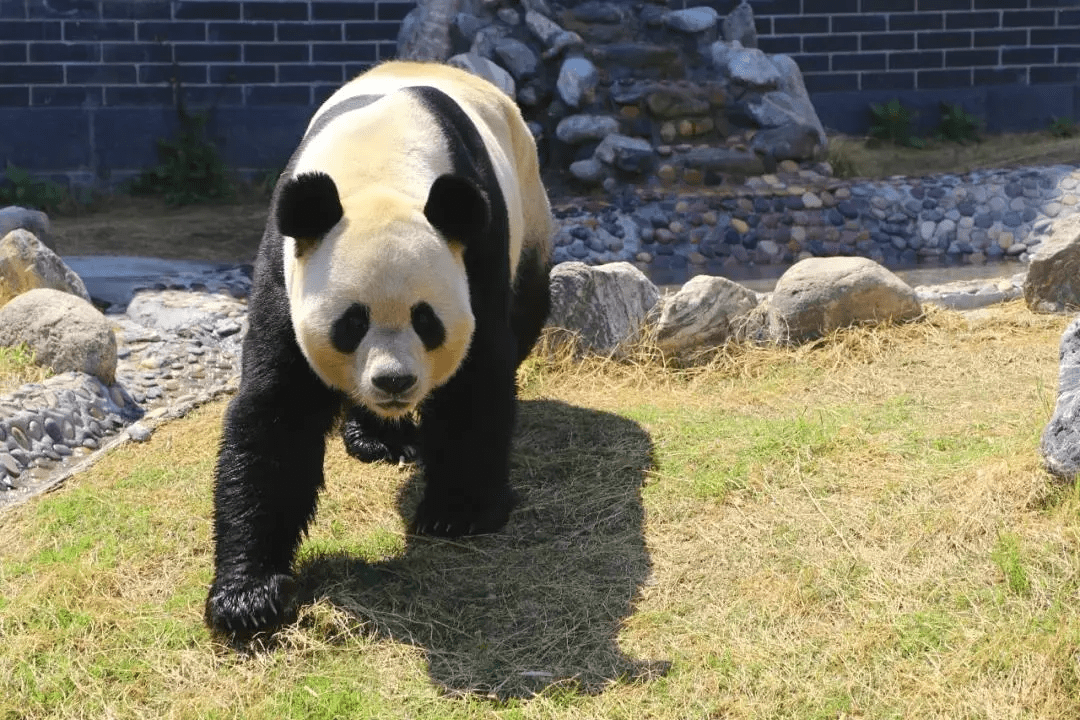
[[341, 405, 420, 464]]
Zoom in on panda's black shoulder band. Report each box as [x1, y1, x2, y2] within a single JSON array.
[[276, 171, 344, 255], [424, 174, 490, 246]]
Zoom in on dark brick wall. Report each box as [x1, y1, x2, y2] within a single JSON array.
[[1, 0, 1078, 180], [0, 0, 406, 109], [744, 0, 1080, 97], [740, 0, 1080, 132], [0, 0, 406, 180]]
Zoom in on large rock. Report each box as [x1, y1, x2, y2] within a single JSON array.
[[654, 275, 760, 355], [1024, 215, 1080, 313], [723, 0, 757, 48], [556, 114, 620, 144], [396, 0, 462, 62], [765, 257, 922, 343], [0, 206, 53, 253], [765, 54, 828, 156], [446, 52, 516, 97], [0, 287, 117, 384], [665, 7, 718, 34], [547, 261, 659, 355], [593, 133, 654, 174], [1041, 315, 1080, 479], [713, 44, 779, 90], [556, 55, 599, 109], [0, 229, 90, 308], [494, 37, 540, 81]]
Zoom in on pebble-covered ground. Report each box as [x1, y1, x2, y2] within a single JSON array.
[[0, 285, 250, 510], [554, 162, 1080, 281]]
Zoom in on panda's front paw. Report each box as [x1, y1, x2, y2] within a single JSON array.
[[412, 487, 518, 537], [204, 572, 298, 637]]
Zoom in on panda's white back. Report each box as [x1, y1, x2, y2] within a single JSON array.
[[297, 62, 529, 277]]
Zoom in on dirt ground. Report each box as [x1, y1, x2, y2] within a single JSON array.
[[50, 196, 268, 263]]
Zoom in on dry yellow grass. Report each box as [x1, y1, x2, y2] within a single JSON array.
[[1, 300, 1077, 719], [829, 131, 1080, 179], [0, 343, 51, 396]]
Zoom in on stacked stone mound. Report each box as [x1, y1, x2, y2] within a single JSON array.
[[398, 0, 827, 192]]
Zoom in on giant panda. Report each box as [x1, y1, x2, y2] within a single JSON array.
[[205, 61, 554, 636]]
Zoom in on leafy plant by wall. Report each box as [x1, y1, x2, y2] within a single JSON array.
[[0, 164, 71, 213], [130, 95, 232, 206], [1048, 116, 1079, 138], [868, 99, 924, 149], [934, 103, 981, 144]]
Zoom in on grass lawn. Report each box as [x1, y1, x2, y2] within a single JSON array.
[[2, 301, 1078, 718], [828, 131, 1080, 180]]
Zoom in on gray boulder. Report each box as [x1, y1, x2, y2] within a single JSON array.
[[0, 229, 90, 307], [0, 206, 53, 253], [1024, 215, 1080, 313], [547, 261, 659, 355], [723, 0, 757, 48], [396, 0, 462, 62], [714, 44, 780, 90], [0, 287, 117, 384], [569, 158, 606, 184], [762, 54, 828, 156], [1042, 315, 1080, 479], [556, 55, 599, 109], [654, 275, 760, 356], [525, 8, 563, 45], [446, 52, 516, 97], [682, 146, 765, 176], [494, 37, 540, 81], [594, 133, 654, 174], [765, 257, 922, 343], [665, 7, 718, 34], [556, 114, 620, 144]]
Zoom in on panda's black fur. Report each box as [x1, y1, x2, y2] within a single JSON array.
[[205, 64, 552, 636]]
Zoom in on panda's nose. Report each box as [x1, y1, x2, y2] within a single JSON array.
[[372, 373, 417, 396]]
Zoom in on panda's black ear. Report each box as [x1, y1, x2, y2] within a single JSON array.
[[423, 174, 490, 245], [276, 171, 344, 255]]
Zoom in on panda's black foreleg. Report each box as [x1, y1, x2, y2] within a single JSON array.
[[413, 329, 518, 537], [205, 309, 341, 638], [341, 404, 420, 464]]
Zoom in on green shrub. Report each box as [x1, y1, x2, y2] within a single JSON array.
[[1048, 116, 1079, 139], [934, 102, 981, 144], [868, 99, 924, 149], [130, 96, 233, 205], [0, 163, 71, 212]]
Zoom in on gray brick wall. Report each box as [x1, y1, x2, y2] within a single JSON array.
[[742, 0, 1080, 95], [0, 0, 408, 110], [1, 0, 1078, 178]]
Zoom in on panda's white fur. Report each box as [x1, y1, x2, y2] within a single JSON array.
[[279, 62, 551, 419]]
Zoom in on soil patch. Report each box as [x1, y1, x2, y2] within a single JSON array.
[[51, 196, 268, 263]]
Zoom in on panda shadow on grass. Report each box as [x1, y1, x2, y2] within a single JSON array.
[[293, 398, 669, 698]]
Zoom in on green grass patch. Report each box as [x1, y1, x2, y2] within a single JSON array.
[[1, 303, 1078, 718], [0, 342, 52, 396]]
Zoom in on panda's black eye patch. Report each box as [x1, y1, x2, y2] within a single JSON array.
[[411, 302, 445, 351], [331, 303, 370, 353]]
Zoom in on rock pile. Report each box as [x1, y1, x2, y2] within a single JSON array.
[[398, 0, 827, 191]]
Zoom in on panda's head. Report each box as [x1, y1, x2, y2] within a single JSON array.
[[277, 171, 490, 419]]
